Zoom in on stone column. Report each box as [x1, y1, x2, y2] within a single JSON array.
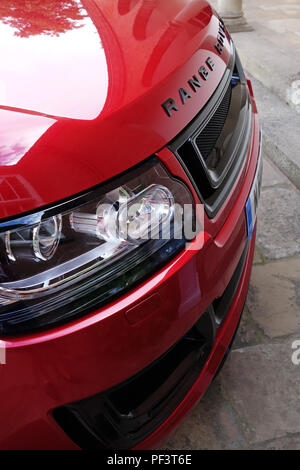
[[217, 0, 252, 33]]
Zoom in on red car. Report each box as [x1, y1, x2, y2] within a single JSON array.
[[0, 0, 261, 449]]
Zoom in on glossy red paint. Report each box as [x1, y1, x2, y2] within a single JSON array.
[[0, 0, 230, 220], [0, 1, 108, 120], [0, 0, 261, 449]]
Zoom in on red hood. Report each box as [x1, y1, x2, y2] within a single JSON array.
[[0, 0, 232, 218], [0, 0, 107, 120], [0, 0, 228, 119]]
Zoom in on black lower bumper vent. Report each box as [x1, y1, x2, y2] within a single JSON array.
[[53, 309, 216, 450]]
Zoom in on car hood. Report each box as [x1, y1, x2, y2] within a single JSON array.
[[0, 0, 226, 120], [0, 0, 232, 219]]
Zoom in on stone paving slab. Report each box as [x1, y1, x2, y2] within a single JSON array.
[[233, 306, 265, 349], [256, 186, 300, 259], [253, 246, 263, 265], [220, 339, 300, 445], [165, 336, 300, 449], [253, 435, 300, 450], [246, 258, 300, 339], [262, 157, 287, 188], [243, 0, 300, 50], [250, 75, 300, 190], [164, 378, 246, 450]]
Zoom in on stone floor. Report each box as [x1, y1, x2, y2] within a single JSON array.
[[239, 0, 300, 45]]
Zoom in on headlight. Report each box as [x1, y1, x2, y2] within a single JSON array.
[[0, 157, 195, 336]]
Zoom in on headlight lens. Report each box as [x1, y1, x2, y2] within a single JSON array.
[[0, 158, 195, 336], [32, 215, 62, 261]]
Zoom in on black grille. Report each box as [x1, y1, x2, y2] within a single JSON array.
[[168, 50, 252, 218], [195, 83, 232, 161]]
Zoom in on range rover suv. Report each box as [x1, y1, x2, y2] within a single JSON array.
[[0, 0, 261, 449]]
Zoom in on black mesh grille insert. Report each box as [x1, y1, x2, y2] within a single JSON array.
[[195, 83, 232, 161]]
